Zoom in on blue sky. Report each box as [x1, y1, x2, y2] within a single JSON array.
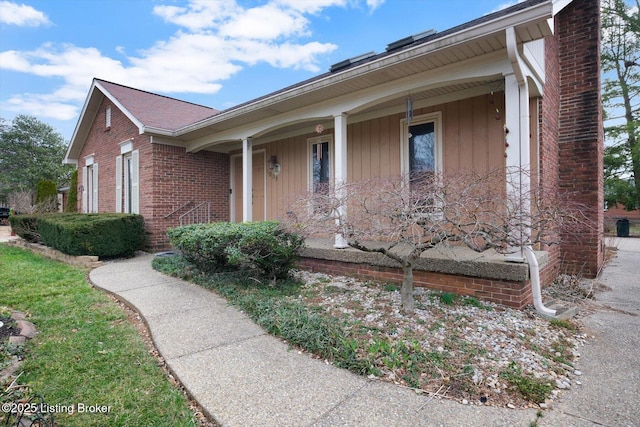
[[0, 0, 523, 141]]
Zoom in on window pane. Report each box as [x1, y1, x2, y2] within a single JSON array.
[[312, 142, 329, 193], [409, 122, 435, 176]]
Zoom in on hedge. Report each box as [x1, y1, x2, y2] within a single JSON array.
[[168, 221, 305, 280], [10, 213, 146, 257]]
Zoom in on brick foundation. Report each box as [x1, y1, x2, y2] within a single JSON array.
[[297, 257, 551, 309]]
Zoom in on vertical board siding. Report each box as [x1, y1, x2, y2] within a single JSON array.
[[261, 93, 509, 220]]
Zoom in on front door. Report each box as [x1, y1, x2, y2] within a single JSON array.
[[233, 151, 265, 222]]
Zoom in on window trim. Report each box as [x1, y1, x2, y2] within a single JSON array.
[[307, 135, 334, 192], [400, 111, 443, 177], [105, 106, 111, 129]]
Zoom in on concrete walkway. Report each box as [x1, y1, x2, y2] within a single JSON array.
[[88, 239, 640, 427]]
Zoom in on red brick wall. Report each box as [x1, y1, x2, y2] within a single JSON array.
[[297, 257, 549, 309], [147, 144, 230, 250], [78, 97, 140, 213], [77, 96, 230, 250], [556, 0, 604, 277], [538, 28, 561, 281]]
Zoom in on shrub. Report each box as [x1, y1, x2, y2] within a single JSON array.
[[168, 221, 305, 280], [8, 214, 41, 242], [35, 179, 58, 212], [65, 170, 78, 213], [37, 213, 146, 257]]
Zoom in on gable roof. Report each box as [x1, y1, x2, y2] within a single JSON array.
[[96, 80, 218, 131], [64, 79, 217, 163]]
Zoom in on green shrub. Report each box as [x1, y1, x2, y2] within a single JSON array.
[[36, 179, 58, 212], [38, 213, 146, 257], [167, 222, 243, 272], [168, 221, 305, 280], [65, 170, 78, 213], [8, 214, 42, 242]]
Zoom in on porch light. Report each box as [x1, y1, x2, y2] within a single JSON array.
[[269, 156, 281, 177]]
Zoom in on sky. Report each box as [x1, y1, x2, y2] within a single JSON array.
[[0, 0, 525, 141]]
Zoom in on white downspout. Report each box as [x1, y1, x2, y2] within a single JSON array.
[[523, 246, 556, 317], [506, 27, 556, 317]]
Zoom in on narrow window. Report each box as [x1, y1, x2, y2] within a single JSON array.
[[409, 121, 436, 180], [311, 140, 330, 193], [402, 112, 442, 217], [124, 153, 133, 213]]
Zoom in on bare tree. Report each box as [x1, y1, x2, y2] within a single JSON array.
[[285, 168, 591, 313]]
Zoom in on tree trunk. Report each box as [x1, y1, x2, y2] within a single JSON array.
[[401, 263, 414, 313]]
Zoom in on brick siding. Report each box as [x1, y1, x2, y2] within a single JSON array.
[[296, 257, 554, 309], [77, 97, 230, 250], [556, 0, 604, 277]]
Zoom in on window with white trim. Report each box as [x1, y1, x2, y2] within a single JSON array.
[[308, 135, 332, 193], [402, 112, 443, 217], [115, 142, 139, 214], [82, 156, 98, 213]]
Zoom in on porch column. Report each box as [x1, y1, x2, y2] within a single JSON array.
[[504, 72, 531, 256], [242, 137, 253, 222], [333, 113, 349, 248]]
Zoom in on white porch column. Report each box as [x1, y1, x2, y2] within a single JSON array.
[[504, 72, 531, 256], [333, 113, 349, 248], [242, 137, 253, 222]]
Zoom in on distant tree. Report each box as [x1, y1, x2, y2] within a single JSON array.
[[0, 115, 73, 200], [602, 0, 640, 209], [285, 169, 591, 313], [35, 179, 58, 212], [65, 169, 78, 213]]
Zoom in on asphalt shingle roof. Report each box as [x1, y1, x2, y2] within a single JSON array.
[[96, 79, 218, 132]]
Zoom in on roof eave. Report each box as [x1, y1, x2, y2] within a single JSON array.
[[176, 0, 554, 137]]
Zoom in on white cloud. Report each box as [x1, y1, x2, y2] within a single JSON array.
[[0, 1, 50, 26], [1, 0, 385, 122], [4, 93, 78, 120]]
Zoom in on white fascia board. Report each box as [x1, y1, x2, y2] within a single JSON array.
[[64, 80, 100, 163], [177, 2, 552, 137], [94, 81, 146, 134], [140, 125, 177, 137]]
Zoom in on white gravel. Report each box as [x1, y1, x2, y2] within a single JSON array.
[[292, 270, 587, 408]]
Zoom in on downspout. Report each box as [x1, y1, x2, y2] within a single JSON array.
[[506, 27, 556, 317]]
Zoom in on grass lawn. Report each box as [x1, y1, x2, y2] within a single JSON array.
[[0, 244, 198, 427]]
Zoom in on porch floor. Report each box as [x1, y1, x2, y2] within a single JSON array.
[[301, 238, 548, 283]]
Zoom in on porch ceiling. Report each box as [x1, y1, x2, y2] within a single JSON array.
[[176, 0, 552, 149]]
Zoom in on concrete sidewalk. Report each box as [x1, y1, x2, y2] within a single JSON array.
[[88, 238, 640, 427]]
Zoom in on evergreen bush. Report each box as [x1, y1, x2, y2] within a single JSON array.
[[168, 221, 304, 280], [37, 213, 146, 257]]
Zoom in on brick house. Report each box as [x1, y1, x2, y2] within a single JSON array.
[[64, 0, 603, 308]]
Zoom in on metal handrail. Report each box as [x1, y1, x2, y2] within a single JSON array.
[[179, 201, 210, 226], [164, 200, 194, 218]]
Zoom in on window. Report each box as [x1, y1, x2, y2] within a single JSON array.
[[402, 112, 443, 217], [409, 121, 436, 178], [308, 136, 332, 193], [115, 145, 139, 214], [82, 156, 98, 213], [402, 112, 441, 179]]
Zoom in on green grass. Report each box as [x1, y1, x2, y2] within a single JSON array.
[[0, 245, 197, 427], [499, 362, 553, 403]]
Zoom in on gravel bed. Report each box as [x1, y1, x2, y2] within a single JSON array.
[[292, 270, 588, 409]]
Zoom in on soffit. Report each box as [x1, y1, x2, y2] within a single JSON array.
[[180, 17, 549, 143]]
